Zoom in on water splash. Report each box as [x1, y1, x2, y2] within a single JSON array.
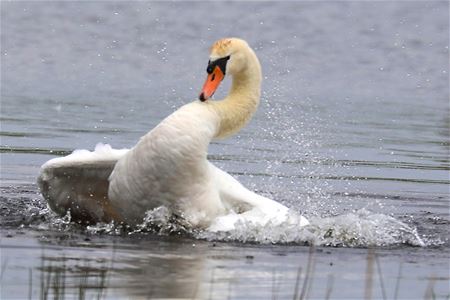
[[198, 208, 425, 247], [0, 187, 433, 248], [85, 206, 190, 236], [83, 206, 426, 247]]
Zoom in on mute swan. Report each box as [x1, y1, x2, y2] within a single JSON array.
[[38, 38, 309, 231]]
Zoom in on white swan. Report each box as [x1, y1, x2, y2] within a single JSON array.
[[38, 38, 309, 231]]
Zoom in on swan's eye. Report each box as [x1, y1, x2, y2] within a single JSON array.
[[206, 55, 231, 75]]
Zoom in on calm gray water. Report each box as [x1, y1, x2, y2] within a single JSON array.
[[1, 1, 449, 299]]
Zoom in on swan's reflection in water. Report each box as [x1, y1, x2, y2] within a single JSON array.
[[29, 234, 313, 299], [37, 236, 217, 299], [3, 231, 295, 299]]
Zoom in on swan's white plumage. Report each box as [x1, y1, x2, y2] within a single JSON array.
[[41, 144, 128, 170], [108, 101, 224, 227], [37, 38, 309, 231]]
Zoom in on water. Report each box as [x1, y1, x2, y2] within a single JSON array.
[[1, 1, 449, 299]]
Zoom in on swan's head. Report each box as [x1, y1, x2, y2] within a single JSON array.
[[199, 38, 252, 101]]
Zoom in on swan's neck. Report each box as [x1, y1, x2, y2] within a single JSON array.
[[212, 53, 262, 139]]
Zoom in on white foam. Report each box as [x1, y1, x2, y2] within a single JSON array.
[[197, 208, 423, 246]]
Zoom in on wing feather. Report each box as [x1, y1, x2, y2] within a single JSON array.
[[37, 144, 128, 223]]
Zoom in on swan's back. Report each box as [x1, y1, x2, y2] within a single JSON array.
[[107, 102, 225, 226]]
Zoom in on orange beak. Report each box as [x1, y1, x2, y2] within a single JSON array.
[[199, 66, 225, 101]]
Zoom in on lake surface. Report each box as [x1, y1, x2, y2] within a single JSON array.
[[1, 1, 449, 299]]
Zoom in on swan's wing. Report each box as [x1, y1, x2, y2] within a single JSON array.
[[37, 144, 128, 223], [209, 163, 309, 232]]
